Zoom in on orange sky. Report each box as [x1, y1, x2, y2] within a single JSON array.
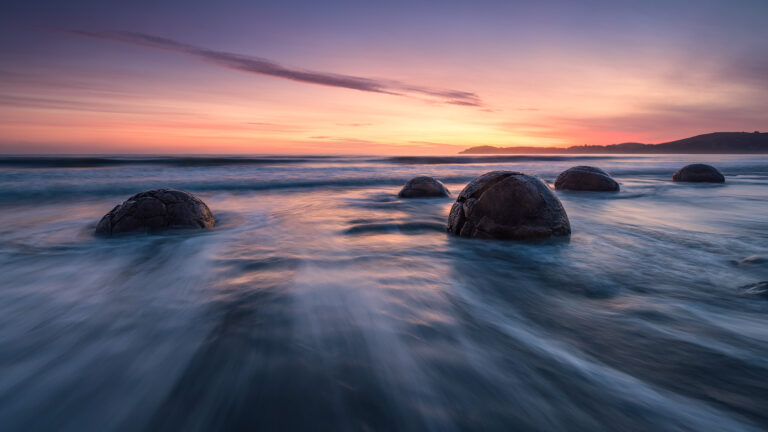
[[1, 1, 767, 154]]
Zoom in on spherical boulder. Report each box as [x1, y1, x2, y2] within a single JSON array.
[[447, 171, 571, 240], [554, 166, 619, 191], [95, 189, 214, 235], [672, 164, 724, 183], [398, 176, 450, 198]]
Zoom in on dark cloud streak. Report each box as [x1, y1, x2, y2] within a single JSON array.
[[0, 93, 190, 116], [66, 30, 483, 107]]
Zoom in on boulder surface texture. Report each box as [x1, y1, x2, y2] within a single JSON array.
[[447, 171, 571, 240], [398, 176, 450, 198], [554, 166, 619, 191], [672, 164, 725, 183], [96, 189, 214, 235]]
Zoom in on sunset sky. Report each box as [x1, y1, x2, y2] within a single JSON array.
[[1, 0, 767, 154]]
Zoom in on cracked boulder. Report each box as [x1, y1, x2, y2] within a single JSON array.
[[398, 176, 450, 198], [672, 164, 725, 183], [95, 189, 214, 235], [447, 171, 570, 240], [554, 166, 619, 191]]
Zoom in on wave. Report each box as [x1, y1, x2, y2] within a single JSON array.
[[4, 156, 768, 176], [343, 221, 447, 235], [384, 155, 625, 165], [0, 156, 344, 168], [0, 154, 638, 168], [1, 170, 767, 204], [0, 176, 462, 203]]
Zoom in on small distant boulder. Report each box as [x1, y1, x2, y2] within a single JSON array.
[[447, 171, 571, 240], [672, 164, 725, 183], [398, 176, 450, 198], [95, 189, 214, 236], [554, 166, 619, 191]]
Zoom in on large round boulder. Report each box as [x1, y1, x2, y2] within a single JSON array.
[[447, 171, 571, 240], [398, 176, 450, 198], [95, 189, 214, 235], [672, 164, 724, 183], [554, 166, 619, 191]]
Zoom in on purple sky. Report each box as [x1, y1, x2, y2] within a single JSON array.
[[1, 0, 767, 153]]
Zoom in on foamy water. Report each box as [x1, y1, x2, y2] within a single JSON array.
[[1, 155, 767, 431]]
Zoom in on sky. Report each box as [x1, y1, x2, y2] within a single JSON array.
[[1, 0, 767, 154]]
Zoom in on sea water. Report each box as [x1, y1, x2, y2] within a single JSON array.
[[0, 154, 767, 431]]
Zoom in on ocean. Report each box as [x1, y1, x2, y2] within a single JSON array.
[[1, 154, 767, 431]]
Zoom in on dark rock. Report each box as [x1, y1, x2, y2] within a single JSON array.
[[398, 176, 450, 198], [740, 281, 768, 298], [554, 166, 620, 191], [95, 189, 214, 235], [672, 164, 725, 182], [447, 171, 571, 240]]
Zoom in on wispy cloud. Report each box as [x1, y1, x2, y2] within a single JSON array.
[[0, 94, 190, 116], [244, 121, 307, 133], [335, 122, 372, 127], [720, 52, 768, 89], [66, 30, 483, 107], [307, 135, 383, 146], [407, 140, 464, 148]]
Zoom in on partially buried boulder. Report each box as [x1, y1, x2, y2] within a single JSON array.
[[554, 166, 619, 191], [398, 176, 450, 198], [672, 164, 725, 183], [95, 189, 214, 236], [447, 171, 571, 240]]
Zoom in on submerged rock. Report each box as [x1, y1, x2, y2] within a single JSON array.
[[672, 164, 725, 183], [554, 166, 620, 191], [447, 171, 571, 240], [398, 176, 450, 198], [95, 189, 214, 235]]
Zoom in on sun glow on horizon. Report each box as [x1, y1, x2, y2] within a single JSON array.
[[1, 1, 766, 154]]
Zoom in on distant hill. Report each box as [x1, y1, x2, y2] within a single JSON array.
[[460, 132, 768, 154]]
